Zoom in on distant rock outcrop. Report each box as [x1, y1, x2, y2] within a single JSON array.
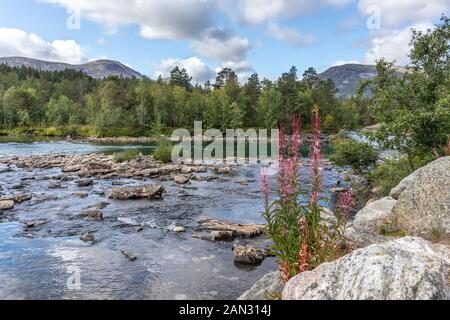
[[0, 57, 142, 79], [318, 64, 405, 98], [319, 64, 377, 98]]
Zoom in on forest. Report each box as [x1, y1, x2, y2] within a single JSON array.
[[0, 62, 373, 137]]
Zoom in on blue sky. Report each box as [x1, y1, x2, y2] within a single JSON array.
[[0, 0, 448, 82]]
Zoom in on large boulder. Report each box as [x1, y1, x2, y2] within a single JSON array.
[[238, 272, 284, 300], [345, 226, 391, 249], [283, 237, 449, 300], [392, 157, 450, 236], [390, 172, 418, 200], [352, 197, 397, 234], [109, 184, 166, 200]]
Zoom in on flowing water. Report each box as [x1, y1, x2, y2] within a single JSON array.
[[0, 137, 344, 300]]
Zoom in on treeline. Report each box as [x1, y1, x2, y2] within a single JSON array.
[[0, 63, 373, 136]]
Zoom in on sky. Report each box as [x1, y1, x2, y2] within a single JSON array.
[[0, 0, 448, 83]]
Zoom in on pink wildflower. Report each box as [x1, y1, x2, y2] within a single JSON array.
[[310, 105, 322, 207], [337, 189, 354, 220]]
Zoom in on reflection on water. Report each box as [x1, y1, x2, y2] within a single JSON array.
[[0, 138, 344, 300]]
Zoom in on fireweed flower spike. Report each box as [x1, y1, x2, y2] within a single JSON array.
[[310, 105, 322, 208], [261, 109, 349, 282]]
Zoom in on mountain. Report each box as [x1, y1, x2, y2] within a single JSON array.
[[318, 64, 378, 98], [0, 57, 142, 79]]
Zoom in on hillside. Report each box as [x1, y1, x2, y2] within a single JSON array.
[[318, 64, 378, 98], [0, 57, 142, 79]]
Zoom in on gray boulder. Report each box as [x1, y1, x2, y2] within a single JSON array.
[[393, 157, 450, 236], [353, 197, 397, 234], [109, 184, 166, 200], [283, 237, 449, 300], [390, 172, 418, 200], [238, 272, 284, 300]]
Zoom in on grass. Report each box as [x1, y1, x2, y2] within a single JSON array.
[[112, 149, 142, 163], [379, 220, 407, 237], [369, 158, 419, 197], [153, 140, 173, 163]]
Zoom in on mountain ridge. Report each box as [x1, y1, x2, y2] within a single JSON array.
[[0, 57, 398, 98], [0, 56, 142, 79]]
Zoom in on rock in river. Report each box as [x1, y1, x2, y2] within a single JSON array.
[[193, 217, 266, 241], [76, 179, 93, 187], [173, 175, 190, 185], [283, 237, 450, 300], [80, 232, 95, 242], [80, 210, 103, 220], [173, 226, 186, 233], [121, 251, 137, 261], [109, 184, 166, 200], [234, 245, 271, 265], [0, 200, 14, 211]]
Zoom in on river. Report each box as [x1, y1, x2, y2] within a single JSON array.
[[0, 137, 345, 300]]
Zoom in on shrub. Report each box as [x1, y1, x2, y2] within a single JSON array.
[[329, 138, 378, 174], [113, 149, 142, 163], [153, 140, 173, 163], [370, 158, 417, 197]]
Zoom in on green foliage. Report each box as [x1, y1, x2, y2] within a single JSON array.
[[113, 149, 142, 163], [370, 157, 420, 197], [368, 16, 450, 162], [0, 58, 373, 136], [330, 138, 378, 173], [379, 219, 407, 237], [153, 140, 173, 163]]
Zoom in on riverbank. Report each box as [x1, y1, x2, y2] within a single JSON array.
[[0, 126, 333, 144], [239, 156, 450, 300]]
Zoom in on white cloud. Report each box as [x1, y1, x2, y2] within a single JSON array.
[[191, 29, 251, 63], [155, 57, 216, 83], [357, 0, 449, 29], [42, 0, 215, 40], [0, 28, 86, 64], [267, 23, 316, 47], [232, 0, 352, 25], [363, 23, 433, 65]]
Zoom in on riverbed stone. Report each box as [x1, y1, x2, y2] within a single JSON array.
[[109, 184, 166, 200], [121, 250, 137, 261], [234, 245, 271, 265], [238, 272, 284, 300], [194, 217, 266, 241], [393, 156, 450, 236], [282, 237, 450, 300], [173, 175, 190, 185], [76, 179, 93, 187], [73, 192, 88, 199], [0, 200, 15, 211], [80, 210, 103, 220], [80, 232, 95, 242], [215, 166, 236, 175], [173, 226, 186, 233]]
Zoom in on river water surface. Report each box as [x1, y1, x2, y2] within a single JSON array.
[[0, 137, 344, 300]]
